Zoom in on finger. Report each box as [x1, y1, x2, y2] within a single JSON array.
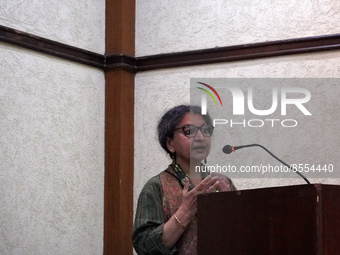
[[201, 180, 220, 194], [194, 179, 214, 193], [206, 181, 220, 193], [203, 176, 218, 188], [206, 185, 215, 193], [199, 175, 215, 185], [209, 176, 226, 189]]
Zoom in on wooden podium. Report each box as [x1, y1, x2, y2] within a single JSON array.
[[197, 184, 340, 255]]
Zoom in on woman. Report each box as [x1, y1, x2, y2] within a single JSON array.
[[133, 105, 236, 255]]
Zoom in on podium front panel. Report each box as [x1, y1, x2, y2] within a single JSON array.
[[197, 184, 340, 255]]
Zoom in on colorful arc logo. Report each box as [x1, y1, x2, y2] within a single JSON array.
[[196, 82, 223, 106]]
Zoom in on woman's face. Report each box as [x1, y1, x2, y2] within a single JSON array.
[[167, 113, 211, 166]]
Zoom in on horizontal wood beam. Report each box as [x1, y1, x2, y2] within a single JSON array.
[[1, 24, 340, 72], [135, 34, 340, 71], [0, 25, 105, 69]]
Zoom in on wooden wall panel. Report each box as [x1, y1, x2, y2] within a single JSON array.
[[104, 70, 135, 255], [104, 0, 135, 254]]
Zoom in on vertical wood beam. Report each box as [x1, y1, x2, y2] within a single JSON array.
[[104, 0, 135, 254], [106, 0, 135, 55]]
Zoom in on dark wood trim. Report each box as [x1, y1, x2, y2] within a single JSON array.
[[105, 0, 135, 55], [104, 1, 135, 255], [104, 69, 135, 255], [2, 23, 340, 72], [135, 34, 340, 71], [105, 54, 136, 72], [0, 25, 105, 69]]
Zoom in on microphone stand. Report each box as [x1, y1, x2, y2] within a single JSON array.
[[224, 144, 311, 184]]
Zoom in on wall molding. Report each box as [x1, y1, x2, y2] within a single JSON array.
[[105, 54, 136, 72], [0, 25, 105, 69], [135, 34, 340, 71], [2, 24, 340, 72]]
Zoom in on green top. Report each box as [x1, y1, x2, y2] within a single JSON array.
[[132, 173, 176, 255], [132, 165, 236, 255]]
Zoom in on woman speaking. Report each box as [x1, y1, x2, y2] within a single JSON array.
[[133, 105, 235, 255]]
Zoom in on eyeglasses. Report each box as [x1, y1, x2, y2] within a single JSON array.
[[174, 124, 214, 138]]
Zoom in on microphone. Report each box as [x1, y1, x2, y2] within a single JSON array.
[[223, 145, 253, 154], [222, 144, 311, 184]]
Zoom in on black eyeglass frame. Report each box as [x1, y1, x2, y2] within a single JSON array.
[[174, 124, 214, 138]]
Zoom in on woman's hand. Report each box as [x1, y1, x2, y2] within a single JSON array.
[[162, 175, 233, 249], [177, 176, 219, 220], [162, 177, 217, 248], [209, 174, 234, 192]]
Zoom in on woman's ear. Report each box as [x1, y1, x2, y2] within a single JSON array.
[[166, 137, 174, 155]]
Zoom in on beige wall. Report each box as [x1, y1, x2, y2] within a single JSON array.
[[136, 0, 340, 56], [1, 1, 340, 254], [0, 0, 105, 53], [0, 1, 105, 254], [134, 1, 340, 210]]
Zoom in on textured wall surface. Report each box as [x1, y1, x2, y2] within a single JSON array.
[[136, 0, 340, 56], [134, 50, 340, 211], [0, 0, 105, 54], [0, 43, 104, 255], [134, 2, 340, 254]]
